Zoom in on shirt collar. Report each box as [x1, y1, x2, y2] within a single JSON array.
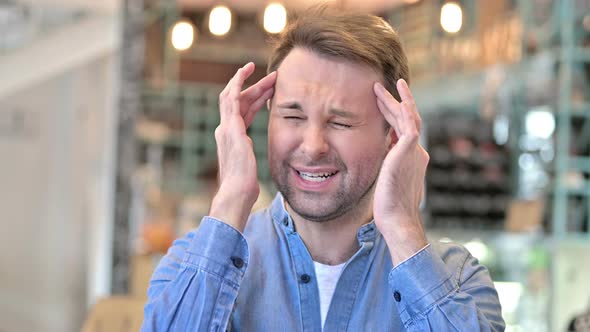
[[269, 192, 378, 244], [270, 193, 295, 232]]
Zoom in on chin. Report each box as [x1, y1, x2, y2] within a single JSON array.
[[284, 192, 352, 223]]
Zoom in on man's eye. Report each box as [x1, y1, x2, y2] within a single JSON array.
[[284, 116, 304, 120], [332, 122, 352, 129]]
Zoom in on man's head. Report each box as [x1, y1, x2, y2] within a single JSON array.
[[267, 5, 410, 101], [266, 7, 410, 223]]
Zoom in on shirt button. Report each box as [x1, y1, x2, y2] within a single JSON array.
[[300, 274, 311, 283], [393, 291, 402, 302], [231, 256, 244, 269], [283, 219, 289, 226]]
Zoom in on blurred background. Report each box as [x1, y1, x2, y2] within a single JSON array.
[[1, 0, 589, 331]]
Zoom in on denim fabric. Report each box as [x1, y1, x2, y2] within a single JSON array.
[[142, 194, 505, 331]]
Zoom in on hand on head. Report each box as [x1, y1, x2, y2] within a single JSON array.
[[209, 63, 277, 231], [372, 79, 429, 263]]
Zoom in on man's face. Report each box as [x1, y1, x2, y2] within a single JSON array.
[[268, 48, 392, 222]]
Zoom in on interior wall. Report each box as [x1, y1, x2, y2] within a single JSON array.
[[552, 241, 590, 332], [0, 52, 118, 332]]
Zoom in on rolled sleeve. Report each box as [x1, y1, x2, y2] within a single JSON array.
[[184, 216, 250, 286], [142, 216, 251, 332], [388, 244, 458, 324]]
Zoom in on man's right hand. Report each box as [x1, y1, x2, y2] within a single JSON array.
[[209, 62, 277, 232]]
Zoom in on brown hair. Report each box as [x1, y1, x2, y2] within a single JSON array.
[[267, 5, 410, 101]]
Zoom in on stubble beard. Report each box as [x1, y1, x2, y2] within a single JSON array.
[[270, 158, 380, 223]]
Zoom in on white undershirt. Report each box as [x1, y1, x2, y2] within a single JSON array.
[[313, 260, 346, 329]]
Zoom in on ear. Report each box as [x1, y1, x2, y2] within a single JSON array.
[[387, 127, 399, 149]]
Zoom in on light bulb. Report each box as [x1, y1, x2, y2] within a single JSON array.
[[525, 108, 555, 139], [209, 6, 232, 36], [440, 2, 462, 34], [264, 3, 287, 34], [171, 20, 195, 51]]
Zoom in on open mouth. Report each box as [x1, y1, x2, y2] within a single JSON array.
[[296, 170, 338, 182]]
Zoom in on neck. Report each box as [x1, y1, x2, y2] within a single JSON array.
[[286, 195, 374, 266]]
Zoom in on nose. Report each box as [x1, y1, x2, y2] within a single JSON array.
[[300, 125, 329, 159]]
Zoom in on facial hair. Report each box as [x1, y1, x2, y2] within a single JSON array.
[[269, 153, 383, 223]]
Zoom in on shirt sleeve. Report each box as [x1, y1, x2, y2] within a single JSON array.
[[141, 216, 249, 332], [388, 244, 505, 332]]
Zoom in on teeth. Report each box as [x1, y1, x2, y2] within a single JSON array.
[[298, 171, 336, 182]]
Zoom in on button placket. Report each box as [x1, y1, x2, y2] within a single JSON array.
[[300, 274, 311, 284]]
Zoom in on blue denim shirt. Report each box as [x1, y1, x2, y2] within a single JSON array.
[[142, 194, 504, 331]]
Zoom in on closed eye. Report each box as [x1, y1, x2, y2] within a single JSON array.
[[284, 116, 304, 120], [332, 122, 352, 129]]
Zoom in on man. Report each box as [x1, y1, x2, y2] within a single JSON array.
[[142, 7, 504, 332]]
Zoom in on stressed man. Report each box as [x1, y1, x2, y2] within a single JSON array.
[[142, 7, 504, 332]]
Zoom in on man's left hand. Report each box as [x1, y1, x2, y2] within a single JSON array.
[[372, 79, 429, 266]]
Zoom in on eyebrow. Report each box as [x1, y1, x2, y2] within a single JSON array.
[[276, 102, 302, 111]]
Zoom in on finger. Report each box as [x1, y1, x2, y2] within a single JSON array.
[[244, 87, 274, 128], [399, 102, 413, 135], [400, 101, 422, 135], [228, 62, 255, 102], [374, 82, 402, 132], [413, 108, 422, 133], [396, 79, 422, 132], [220, 62, 254, 102], [240, 71, 277, 111], [219, 62, 255, 126], [396, 78, 414, 103], [382, 100, 416, 153], [417, 147, 429, 202], [374, 81, 400, 104], [376, 97, 401, 138], [398, 102, 420, 146], [224, 63, 256, 118]]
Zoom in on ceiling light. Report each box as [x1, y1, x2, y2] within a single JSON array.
[[171, 20, 195, 51], [525, 107, 555, 139], [209, 5, 232, 36], [264, 3, 287, 34], [440, 2, 462, 34]]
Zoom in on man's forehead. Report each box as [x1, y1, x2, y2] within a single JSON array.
[[276, 48, 379, 81], [274, 51, 378, 101], [273, 79, 354, 111]]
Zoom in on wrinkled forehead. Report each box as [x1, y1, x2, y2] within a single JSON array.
[[274, 48, 381, 106]]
